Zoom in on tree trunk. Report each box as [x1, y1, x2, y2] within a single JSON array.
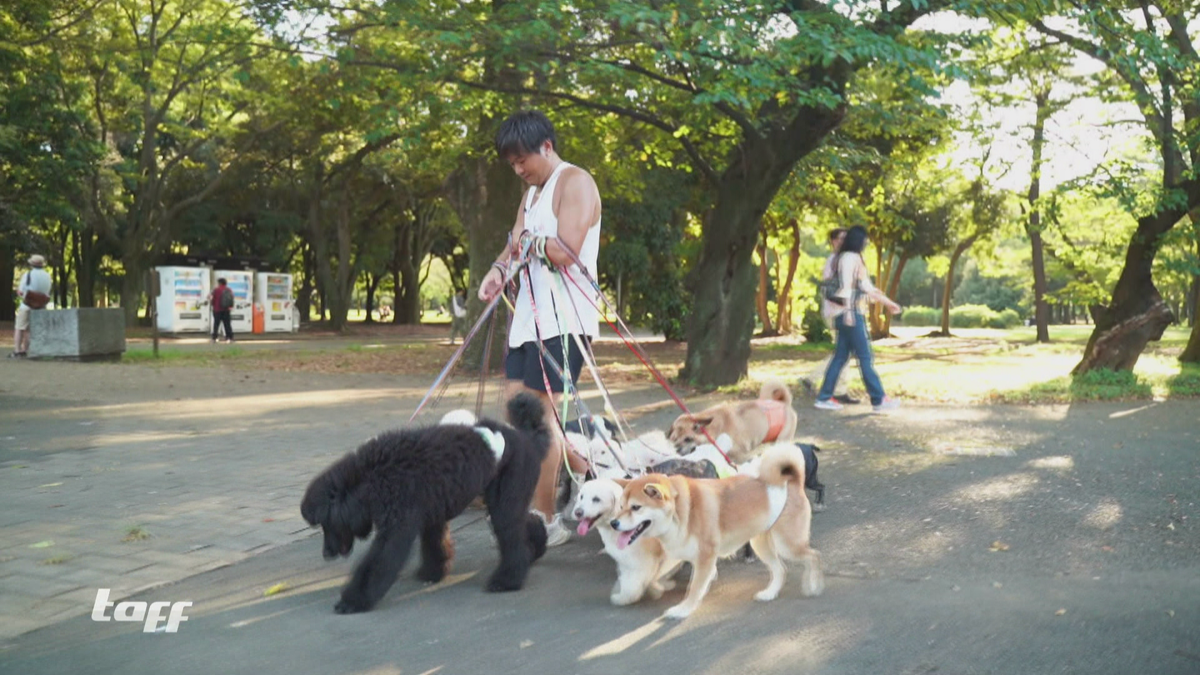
[[296, 243, 313, 324], [1028, 90, 1052, 343], [682, 107, 845, 386], [755, 240, 776, 336], [119, 265, 145, 326], [0, 245, 14, 321], [444, 152, 520, 370], [869, 250, 896, 339], [882, 255, 908, 336], [363, 273, 379, 323], [936, 243, 972, 337], [1074, 208, 1182, 373], [774, 219, 801, 334], [1181, 239, 1200, 362]]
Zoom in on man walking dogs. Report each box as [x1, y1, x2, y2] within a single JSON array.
[[477, 110, 602, 547], [11, 254, 52, 359]]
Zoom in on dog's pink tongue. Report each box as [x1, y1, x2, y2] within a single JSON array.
[[616, 528, 635, 550], [576, 518, 593, 537]]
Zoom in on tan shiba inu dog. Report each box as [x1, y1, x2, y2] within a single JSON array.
[[610, 442, 823, 619], [668, 380, 798, 464]]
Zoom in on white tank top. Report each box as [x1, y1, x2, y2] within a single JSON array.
[[508, 162, 602, 348]]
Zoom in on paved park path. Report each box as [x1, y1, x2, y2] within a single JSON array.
[[1, 352, 1197, 674]]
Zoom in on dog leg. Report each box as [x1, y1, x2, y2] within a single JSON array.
[[811, 484, 826, 512], [485, 503, 535, 593], [336, 520, 419, 614], [750, 534, 786, 602], [799, 548, 825, 597], [663, 552, 717, 620], [415, 522, 453, 583]]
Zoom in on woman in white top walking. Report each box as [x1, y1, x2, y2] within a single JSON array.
[[814, 226, 902, 412]]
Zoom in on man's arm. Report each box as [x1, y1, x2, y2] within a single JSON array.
[[479, 200, 528, 301], [543, 168, 600, 267]]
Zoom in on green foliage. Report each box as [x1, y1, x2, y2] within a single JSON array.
[[801, 308, 831, 344], [952, 262, 1026, 314], [900, 303, 1021, 328]]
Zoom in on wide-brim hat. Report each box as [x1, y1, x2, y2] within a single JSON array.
[[28, 254, 45, 267]]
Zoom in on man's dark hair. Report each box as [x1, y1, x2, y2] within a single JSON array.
[[495, 110, 556, 159], [217, 278, 228, 285], [828, 228, 847, 244]]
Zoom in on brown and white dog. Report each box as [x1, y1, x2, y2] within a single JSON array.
[[668, 380, 797, 464], [609, 442, 823, 619]]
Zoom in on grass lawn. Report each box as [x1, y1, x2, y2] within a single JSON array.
[[116, 322, 1200, 405]]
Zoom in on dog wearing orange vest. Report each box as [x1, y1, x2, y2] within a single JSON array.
[[667, 380, 797, 465]]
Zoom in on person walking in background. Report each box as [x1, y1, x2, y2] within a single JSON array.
[[814, 226, 902, 413], [448, 291, 468, 345], [10, 254, 52, 359], [801, 228, 857, 404], [210, 278, 235, 343]]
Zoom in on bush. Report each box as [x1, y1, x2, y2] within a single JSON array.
[[986, 308, 1022, 329], [949, 304, 995, 328], [801, 308, 831, 343], [899, 305, 939, 326]]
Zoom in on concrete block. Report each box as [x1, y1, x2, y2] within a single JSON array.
[[28, 308, 125, 361]]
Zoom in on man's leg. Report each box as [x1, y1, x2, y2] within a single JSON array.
[[212, 314, 219, 342], [224, 312, 234, 342]]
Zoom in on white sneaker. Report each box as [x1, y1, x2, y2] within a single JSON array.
[[538, 512, 571, 547], [872, 397, 900, 413], [814, 399, 843, 411]]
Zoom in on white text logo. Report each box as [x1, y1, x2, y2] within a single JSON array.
[[91, 588, 192, 633]]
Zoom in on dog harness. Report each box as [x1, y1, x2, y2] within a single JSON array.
[[755, 400, 788, 442], [473, 427, 506, 463]]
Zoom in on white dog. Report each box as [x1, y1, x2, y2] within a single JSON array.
[[573, 478, 677, 605]]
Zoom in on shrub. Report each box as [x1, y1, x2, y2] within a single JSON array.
[[801, 308, 831, 343], [899, 305, 939, 326], [987, 308, 1022, 329], [949, 304, 996, 328]]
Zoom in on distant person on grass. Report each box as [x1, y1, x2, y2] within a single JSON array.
[[11, 254, 52, 359], [210, 278, 235, 344], [477, 110, 600, 547], [801, 228, 857, 404], [814, 225, 902, 413], [448, 291, 468, 345]]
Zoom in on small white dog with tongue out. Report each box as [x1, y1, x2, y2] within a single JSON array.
[[573, 478, 677, 606]]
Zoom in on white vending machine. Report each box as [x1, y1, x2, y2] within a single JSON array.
[[212, 269, 254, 334], [255, 272, 295, 332], [154, 266, 211, 333]]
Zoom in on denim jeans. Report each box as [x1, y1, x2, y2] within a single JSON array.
[[817, 311, 886, 406]]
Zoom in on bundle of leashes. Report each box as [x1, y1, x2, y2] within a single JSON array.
[[406, 233, 733, 484]]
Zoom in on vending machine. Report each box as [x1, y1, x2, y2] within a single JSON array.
[[154, 266, 211, 333], [211, 269, 254, 334], [254, 272, 295, 332]]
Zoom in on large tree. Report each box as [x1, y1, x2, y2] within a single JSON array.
[[1009, 1, 1200, 372]]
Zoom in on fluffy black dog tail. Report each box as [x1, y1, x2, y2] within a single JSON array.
[[507, 392, 551, 456]]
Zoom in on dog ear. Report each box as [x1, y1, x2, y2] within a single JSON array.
[[643, 483, 666, 501], [691, 416, 713, 431], [613, 477, 631, 488]]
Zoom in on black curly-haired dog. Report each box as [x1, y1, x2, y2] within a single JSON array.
[[301, 393, 551, 614]]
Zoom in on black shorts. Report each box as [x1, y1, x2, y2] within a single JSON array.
[[505, 335, 590, 394]]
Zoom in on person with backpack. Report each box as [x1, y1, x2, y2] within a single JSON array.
[[814, 225, 902, 413], [801, 228, 857, 403], [210, 278, 236, 343], [10, 254, 53, 359]]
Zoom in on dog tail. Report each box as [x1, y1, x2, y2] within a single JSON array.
[[756, 442, 806, 487], [759, 378, 793, 406], [507, 392, 551, 455]]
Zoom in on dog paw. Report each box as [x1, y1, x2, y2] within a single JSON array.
[[415, 564, 447, 584], [662, 604, 692, 620], [658, 579, 676, 592], [645, 582, 664, 600], [334, 597, 370, 614], [754, 588, 779, 602], [486, 573, 524, 593], [801, 572, 825, 597], [812, 502, 827, 513], [611, 591, 641, 606]]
